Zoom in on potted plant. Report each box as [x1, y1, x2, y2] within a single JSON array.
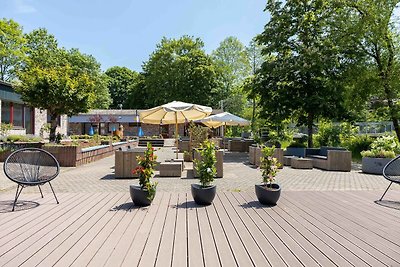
[[255, 146, 282, 205], [191, 140, 217, 205], [130, 142, 158, 206], [183, 151, 192, 162], [361, 135, 398, 174]]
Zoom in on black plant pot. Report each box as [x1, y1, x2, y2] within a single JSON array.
[[130, 185, 154, 207], [191, 184, 216, 205], [255, 184, 281, 205]]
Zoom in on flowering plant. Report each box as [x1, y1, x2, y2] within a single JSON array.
[[133, 142, 158, 200], [194, 140, 216, 187], [361, 135, 399, 158], [260, 146, 281, 187]]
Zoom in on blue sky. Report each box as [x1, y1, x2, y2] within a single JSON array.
[[1, 0, 269, 71]]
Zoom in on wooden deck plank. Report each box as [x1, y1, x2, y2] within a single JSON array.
[[171, 193, 188, 267], [71, 195, 133, 266], [269, 197, 353, 267], [283, 192, 392, 266], [304, 191, 400, 265], [186, 193, 204, 267], [154, 193, 179, 267], [121, 192, 165, 267], [212, 193, 254, 267], [279, 194, 376, 266], [137, 193, 173, 267], [225, 192, 286, 266], [0, 192, 91, 256], [197, 200, 220, 267], [104, 197, 152, 267], [19, 193, 119, 267], [204, 194, 237, 267], [219, 192, 272, 267], [0, 193, 74, 232], [47, 193, 127, 267], [239, 192, 319, 266], [86, 198, 138, 267]]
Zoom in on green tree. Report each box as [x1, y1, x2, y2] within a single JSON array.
[[105, 66, 139, 108], [0, 18, 26, 81], [255, 0, 348, 147], [17, 29, 109, 141], [142, 36, 220, 108], [212, 36, 251, 113], [336, 0, 400, 140]]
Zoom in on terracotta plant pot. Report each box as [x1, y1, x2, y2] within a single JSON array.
[[191, 184, 216, 205], [255, 184, 281, 205], [129, 185, 154, 207]]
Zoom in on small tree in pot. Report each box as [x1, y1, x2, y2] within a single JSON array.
[[255, 146, 282, 205], [192, 140, 217, 205], [130, 142, 158, 206]]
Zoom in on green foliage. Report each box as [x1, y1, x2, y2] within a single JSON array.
[[342, 135, 373, 160], [141, 36, 220, 108], [287, 141, 307, 148], [189, 123, 208, 149], [0, 18, 26, 81], [5, 135, 42, 142], [105, 66, 140, 108], [260, 146, 281, 186], [194, 140, 217, 187], [255, 1, 349, 147], [360, 135, 399, 158], [212, 36, 251, 113], [0, 123, 13, 136], [133, 142, 158, 201]]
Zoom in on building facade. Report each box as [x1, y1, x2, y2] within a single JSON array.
[[0, 80, 67, 137]]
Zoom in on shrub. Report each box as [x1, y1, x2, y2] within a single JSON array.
[[342, 134, 373, 160], [194, 140, 217, 187], [132, 142, 158, 201], [360, 135, 399, 159], [260, 146, 281, 187], [287, 140, 307, 148]]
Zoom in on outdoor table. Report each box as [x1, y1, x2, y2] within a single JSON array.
[[291, 157, 313, 169]]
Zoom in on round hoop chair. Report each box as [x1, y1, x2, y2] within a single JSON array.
[[381, 155, 400, 201], [3, 148, 60, 211]]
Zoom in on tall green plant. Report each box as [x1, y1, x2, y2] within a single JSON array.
[[260, 146, 281, 187], [133, 142, 158, 200], [194, 140, 217, 187]]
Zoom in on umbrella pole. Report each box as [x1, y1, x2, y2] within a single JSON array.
[[175, 112, 179, 159]]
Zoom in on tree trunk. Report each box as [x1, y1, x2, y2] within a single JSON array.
[[49, 114, 58, 142], [383, 84, 400, 141], [307, 112, 314, 148], [251, 97, 256, 133]]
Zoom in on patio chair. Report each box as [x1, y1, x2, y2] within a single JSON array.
[[381, 155, 400, 201], [3, 148, 60, 211]]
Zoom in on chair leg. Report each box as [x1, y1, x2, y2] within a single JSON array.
[[379, 182, 393, 201], [48, 182, 59, 204], [12, 185, 24, 212], [38, 185, 44, 198]]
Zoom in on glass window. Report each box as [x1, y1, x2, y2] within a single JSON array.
[[24, 107, 33, 134], [13, 103, 23, 127], [1, 101, 10, 124]]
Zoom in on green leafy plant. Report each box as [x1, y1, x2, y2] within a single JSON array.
[[342, 134, 373, 160], [360, 135, 399, 158], [194, 140, 217, 187], [0, 123, 12, 137], [260, 146, 281, 187], [132, 142, 158, 201]]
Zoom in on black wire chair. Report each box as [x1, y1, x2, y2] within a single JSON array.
[[3, 148, 60, 211], [381, 155, 400, 201]]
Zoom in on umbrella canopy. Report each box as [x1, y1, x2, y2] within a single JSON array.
[[197, 112, 250, 128], [140, 101, 212, 124], [140, 101, 212, 158]]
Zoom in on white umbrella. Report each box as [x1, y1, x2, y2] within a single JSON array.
[[197, 112, 250, 128], [140, 101, 212, 158], [197, 112, 250, 152]]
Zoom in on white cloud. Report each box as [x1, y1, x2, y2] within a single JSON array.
[[14, 0, 37, 14]]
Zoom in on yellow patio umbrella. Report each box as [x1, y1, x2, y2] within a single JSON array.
[[140, 101, 212, 158]]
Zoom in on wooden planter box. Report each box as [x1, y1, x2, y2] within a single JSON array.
[[43, 140, 137, 167], [114, 147, 147, 178]]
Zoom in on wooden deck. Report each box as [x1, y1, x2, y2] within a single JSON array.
[[0, 190, 399, 266]]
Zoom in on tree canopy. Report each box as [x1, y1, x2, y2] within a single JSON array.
[[0, 18, 26, 82], [141, 36, 220, 108]]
